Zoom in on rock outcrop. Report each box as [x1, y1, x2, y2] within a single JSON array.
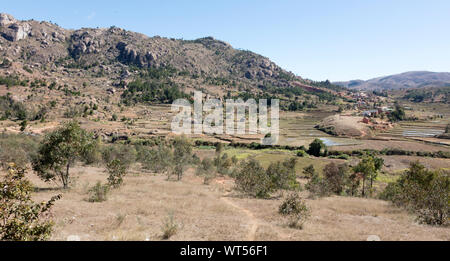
[[0, 13, 17, 26], [1, 22, 31, 41]]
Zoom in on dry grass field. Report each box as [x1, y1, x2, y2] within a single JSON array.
[[22, 161, 448, 241]]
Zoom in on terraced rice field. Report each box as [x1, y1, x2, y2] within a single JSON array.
[[380, 121, 447, 138], [278, 111, 332, 146]]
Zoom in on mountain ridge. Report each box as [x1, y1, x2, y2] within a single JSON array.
[[334, 71, 450, 90]]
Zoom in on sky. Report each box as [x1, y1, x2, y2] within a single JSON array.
[[2, 0, 450, 81]]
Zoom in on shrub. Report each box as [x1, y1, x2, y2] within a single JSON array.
[[305, 172, 331, 198], [63, 106, 83, 118], [88, 181, 110, 202], [196, 158, 215, 184], [235, 159, 273, 198], [101, 144, 136, 168], [323, 163, 350, 195], [278, 193, 310, 229], [140, 144, 172, 174], [302, 164, 316, 178], [171, 136, 194, 180], [328, 154, 350, 160], [0, 94, 28, 120], [82, 137, 102, 165], [161, 212, 178, 239], [215, 142, 224, 154], [0, 163, 61, 240], [106, 159, 127, 188], [296, 150, 307, 157], [19, 120, 27, 132], [214, 153, 232, 175], [381, 162, 449, 226], [0, 133, 39, 169], [266, 157, 300, 191]]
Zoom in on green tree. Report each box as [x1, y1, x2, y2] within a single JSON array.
[[141, 144, 172, 175], [305, 172, 330, 198], [32, 121, 97, 188], [323, 162, 350, 195], [381, 162, 449, 225], [307, 139, 326, 157], [171, 136, 193, 181], [353, 156, 378, 196], [235, 159, 273, 198], [266, 157, 300, 191], [0, 163, 61, 241], [388, 103, 406, 122]]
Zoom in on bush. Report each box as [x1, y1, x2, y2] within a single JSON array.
[[305, 172, 331, 198], [296, 150, 307, 157], [82, 137, 102, 165], [0, 163, 61, 240], [196, 158, 215, 184], [140, 144, 172, 174], [101, 144, 136, 168], [161, 212, 178, 239], [214, 153, 232, 175], [323, 163, 350, 195], [88, 181, 110, 202], [106, 159, 127, 188], [302, 164, 316, 178], [0, 133, 39, 169], [171, 136, 194, 180], [0, 94, 28, 120], [235, 159, 273, 198], [381, 162, 449, 226], [266, 157, 300, 191], [278, 193, 310, 229], [328, 154, 350, 160]]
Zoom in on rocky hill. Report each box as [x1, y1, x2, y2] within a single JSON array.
[[335, 71, 450, 90], [0, 13, 349, 140], [0, 13, 324, 91]]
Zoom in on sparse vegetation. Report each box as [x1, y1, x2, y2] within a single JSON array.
[[88, 181, 110, 202], [0, 163, 61, 241], [161, 212, 178, 239], [278, 193, 310, 229], [380, 162, 449, 226], [235, 159, 273, 198], [106, 159, 128, 188], [196, 157, 215, 184]]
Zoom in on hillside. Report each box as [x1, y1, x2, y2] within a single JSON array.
[[0, 13, 345, 108], [335, 71, 450, 90]]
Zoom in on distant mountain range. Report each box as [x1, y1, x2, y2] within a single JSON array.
[[334, 71, 450, 90]]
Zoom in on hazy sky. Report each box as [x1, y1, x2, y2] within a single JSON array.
[[2, 0, 450, 81]]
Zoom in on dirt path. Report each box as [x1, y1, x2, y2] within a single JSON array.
[[220, 196, 258, 241]]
